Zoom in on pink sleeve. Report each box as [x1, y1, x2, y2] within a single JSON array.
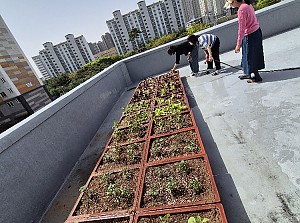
[[237, 9, 246, 46]]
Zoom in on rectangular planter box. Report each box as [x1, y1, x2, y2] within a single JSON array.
[[137, 155, 220, 211], [67, 167, 143, 222], [134, 203, 227, 223], [66, 72, 227, 222], [108, 124, 150, 147], [151, 111, 194, 136], [65, 215, 133, 223], [95, 141, 146, 173], [146, 129, 206, 164]]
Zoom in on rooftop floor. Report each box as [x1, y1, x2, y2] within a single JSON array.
[[42, 27, 300, 223], [179, 27, 300, 222]]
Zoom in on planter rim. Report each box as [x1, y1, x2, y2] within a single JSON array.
[[136, 154, 220, 211], [134, 203, 227, 223], [93, 140, 147, 174], [66, 167, 144, 221], [146, 129, 206, 164]]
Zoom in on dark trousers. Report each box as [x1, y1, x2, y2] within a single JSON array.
[[189, 45, 199, 73], [205, 37, 221, 70]]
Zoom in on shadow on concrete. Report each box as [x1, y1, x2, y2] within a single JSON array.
[[260, 69, 300, 83], [181, 77, 251, 223]]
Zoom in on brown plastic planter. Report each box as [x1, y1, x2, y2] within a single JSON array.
[[107, 123, 150, 147], [66, 72, 228, 222], [134, 203, 227, 223], [145, 128, 206, 164], [137, 155, 220, 212], [66, 166, 143, 223], [94, 141, 147, 173], [65, 214, 133, 223], [151, 110, 194, 136]]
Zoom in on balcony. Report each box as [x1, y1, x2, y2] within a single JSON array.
[[1, 1, 300, 222]]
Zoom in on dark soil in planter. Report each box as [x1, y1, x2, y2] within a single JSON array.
[[138, 208, 222, 223], [119, 111, 150, 128], [158, 73, 180, 82], [110, 124, 148, 145], [141, 158, 216, 208], [153, 102, 188, 117], [98, 142, 145, 171], [152, 113, 192, 135], [155, 96, 187, 108], [149, 130, 201, 162], [157, 85, 182, 98], [125, 100, 151, 114], [75, 168, 139, 215], [131, 79, 156, 103]]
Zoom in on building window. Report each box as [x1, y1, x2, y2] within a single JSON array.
[[8, 88, 13, 94], [15, 98, 20, 103], [7, 101, 14, 108], [1, 77, 6, 83], [0, 92, 7, 98]]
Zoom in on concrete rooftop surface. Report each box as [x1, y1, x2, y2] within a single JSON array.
[[41, 27, 300, 223], [179, 27, 300, 222]]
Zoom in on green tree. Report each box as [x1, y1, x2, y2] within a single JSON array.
[[129, 28, 142, 47], [254, 0, 281, 10], [187, 23, 211, 35]]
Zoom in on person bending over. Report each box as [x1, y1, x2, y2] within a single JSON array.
[[168, 41, 199, 76], [188, 34, 221, 76]]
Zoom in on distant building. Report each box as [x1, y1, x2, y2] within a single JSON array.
[[0, 15, 52, 130], [180, 0, 202, 23], [101, 32, 115, 49], [180, 0, 226, 26], [89, 33, 116, 60], [94, 47, 118, 60], [106, 0, 186, 54], [88, 42, 101, 55], [199, 0, 226, 24], [33, 34, 95, 80]]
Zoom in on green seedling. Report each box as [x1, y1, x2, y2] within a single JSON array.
[[79, 185, 87, 193], [122, 168, 132, 180], [176, 160, 190, 174], [146, 186, 159, 198], [188, 178, 201, 195], [159, 213, 171, 223], [165, 177, 177, 194], [188, 216, 209, 223], [98, 172, 109, 183], [160, 88, 166, 96], [112, 121, 119, 130]]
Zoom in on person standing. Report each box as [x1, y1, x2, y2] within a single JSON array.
[[227, 0, 265, 83], [187, 34, 221, 76], [168, 41, 199, 75]]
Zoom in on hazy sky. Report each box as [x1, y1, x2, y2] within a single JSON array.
[[0, 0, 156, 76]]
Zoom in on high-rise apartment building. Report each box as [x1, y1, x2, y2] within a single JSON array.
[[88, 33, 116, 56], [106, 0, 185, 54], [101, 32, 115, 49], [198, 0, 226, 23], [180, 0, 202, 23], [0, 15, 52, 130], [88, 42, 101, 55], [33, 34, 95, 80], [180, 0, 226, 25]]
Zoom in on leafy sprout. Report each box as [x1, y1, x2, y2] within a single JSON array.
[[188, 216, 209, 223]]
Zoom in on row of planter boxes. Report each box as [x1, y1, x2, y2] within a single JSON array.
[[65, 72, 227, 223]]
